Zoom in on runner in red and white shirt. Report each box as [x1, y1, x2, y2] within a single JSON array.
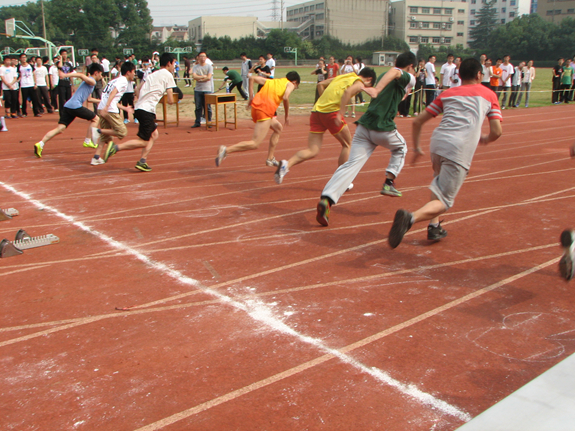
[[388, 57, 503, 249]]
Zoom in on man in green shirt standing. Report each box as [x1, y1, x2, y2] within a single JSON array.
[[316, 51, 416, 226], [218, 66, 248, 100]]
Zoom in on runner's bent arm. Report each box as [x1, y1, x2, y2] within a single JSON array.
[[282, 82, 296, 126], [480, 119, 502, 145], [363, 67, 402, 99], [411, 110, 433, 163], [339, 81, 364, 118], [317, 77, 334, 97]]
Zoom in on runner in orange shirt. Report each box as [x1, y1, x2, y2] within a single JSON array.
[[215, 71, 300, 167]]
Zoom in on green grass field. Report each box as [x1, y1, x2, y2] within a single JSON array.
[[176, 66, 559, 114]]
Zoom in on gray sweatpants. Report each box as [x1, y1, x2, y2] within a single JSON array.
[[321, 124, 407, 205]]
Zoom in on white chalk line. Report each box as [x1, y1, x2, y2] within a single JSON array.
[[0, 180, 470, 423]]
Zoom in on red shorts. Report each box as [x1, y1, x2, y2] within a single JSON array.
[[251, 108, 272, 123], [309, 111, 346, 135]]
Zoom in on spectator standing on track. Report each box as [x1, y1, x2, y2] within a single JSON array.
[[489, 58, 502, 98], [499, 55, 514, 109], [569, 56, 575, 101], [49, 55, 59, 111], [33, 63, 104, 158], [103, 53, 177, 172], [18, 54, 42, 117], [315, 52, 417, 227], [183, 55, 192, 87], [412, 58, 426, 116], [274, 68, 377, 185], [1, 55, 19, 118], [424, 55, 437, 106], [240, 53, 251, 96], [552, 58, 564, 104], [191, 51, 213, 129], [451, 57, 462, 89], [33, 57, 53, 114], [218, 67, 248, 100], [311, 59, 327, 102], [516, 60, 535, 107], [440, 54, 456, 90], [480, 54, 490, 88], [57, 49, 75, 112], [265, 53, 275, 79], [560, 63, 572, 103], [508, 61, 523, 108], [387, 58, 503, 249], [326, 56, 339, 79], [215, 71, 300, 168], [101, 56, 110, 80]]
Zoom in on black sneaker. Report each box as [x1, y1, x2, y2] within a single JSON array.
[[559, 229, 575, 281], [388, 209, 413, 249], [427, 223, 448, 241], [135, 161, 152, 172]]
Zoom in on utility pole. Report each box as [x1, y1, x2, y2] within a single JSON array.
[[281, 0, 284, 29], [41, 0, 47, 49]]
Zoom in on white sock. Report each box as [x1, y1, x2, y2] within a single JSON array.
[[0, 116, 6, 129], [84, 137, 91, 144], [429, 222, 439, 228], [39, 141, 45, 148]]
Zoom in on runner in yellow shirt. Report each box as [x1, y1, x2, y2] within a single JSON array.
[[274, 69, 377, 184], [215, 71, 300, 167]]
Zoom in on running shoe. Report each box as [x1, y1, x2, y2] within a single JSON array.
[[34, 142, 43, 158], [316, 198, 331, 227], [124, 119, 129, 124], [388, 209, 413, 249], [427, 223, 448, 241], [345, 183, 354, 192], [0, 127, 7, 132], [381, 182, 402, 197], [274, 160, 289, 184], [90, 157, 105, 165], [559, 229, 575, 281], [215, 145, 227, 167], [135, 161, 152, 172], [104, 142, 117, 162], [134, 118, 139, 124], [266, 157, 279, 167], [83, 140, 98, 149]]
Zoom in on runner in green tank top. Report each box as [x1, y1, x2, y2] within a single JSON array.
[[315, 52, 417, 226]]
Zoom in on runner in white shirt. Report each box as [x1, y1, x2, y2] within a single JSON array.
[[104, 53, 177, 172], [33, 57, 54, 114], [90, 62, 136, 165]]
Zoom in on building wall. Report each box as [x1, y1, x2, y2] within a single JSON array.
[[151, 26, 189, 43], [536, 0, 575, 22], [286, 0, 388, 44], [468, 0, 530, 38], [390, 0, 469, 50], [188, 16, 260, 44]]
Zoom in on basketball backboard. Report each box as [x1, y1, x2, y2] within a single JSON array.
[[5, 18, 15, 37]]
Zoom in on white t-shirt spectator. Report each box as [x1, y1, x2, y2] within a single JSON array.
[[481, 65, 490, 84], [451, 69, 461, 88], [101, 58, 110, 73], [98, 76, 129, 114], [440, 63, 456, 87], [33, 65, 48, 87], [0, 65, 18, 90], [500, 63, 514, 88], [111, 67, 120, 79], [266, 58, 276, 78], [49, 64, 59, 87], [134, 68, 176, 115], [18, 64, 35, 88], [340, 64, 355, 74], [425, 61, 436, 85]]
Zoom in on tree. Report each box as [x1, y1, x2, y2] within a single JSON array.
[[469, 1, 498, 53]]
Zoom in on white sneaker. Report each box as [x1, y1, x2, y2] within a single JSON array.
[[0, 127, 7, 132], [91, 157, 105, 165], [559, 229, 575, 280], [215, 145, 227, 167], [200, 117, 206, 124], [266, 157, 279, 167], [345, 183, 354, 192], [274, 160, 289, 184]]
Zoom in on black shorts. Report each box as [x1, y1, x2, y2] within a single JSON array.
[[103, 71, 110, 78], [134, 109, 157, 141], [58, 106, 96, 127]]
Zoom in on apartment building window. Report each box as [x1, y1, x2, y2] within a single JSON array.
[[316, 3, 324, 9], [457, 20, 465, 24], [409, 36, 418, 43], [299, 7, 303, 13], [304, 6, 309, 11], [501, 18, 506, 23], [509, 11, 515, 16], [410, 7, 418, 13], [310, 5, 314, 11], [422, 7, 430, 13], [433, 8, 441, 13], [457, 32, 464, 36], [510, 0, 516, 4], [568, 8, 575, 13], [434, 22, 441, 28], [316, 31, 323, 36], [470, 19, 476, 25], [444, 8, 453, 14], [546, 9, 554, 14], [433, 37, 440, 43], [471, 9, 476, 14], [421, 37, 429, 43], [316, 13, 324, 19], [446, 23, 452, 29], [471, 0, 476, 3], [458, 8, 465, 12], [445, 37, 452, 44], [502, 7, 506, 13], [410, 22, 418, 28]]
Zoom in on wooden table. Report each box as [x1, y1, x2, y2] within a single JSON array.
[[157, 94, 179, 128], [205, 93, 237, 131]]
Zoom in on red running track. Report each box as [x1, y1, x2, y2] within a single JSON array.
[[0, 105, 574, 430]]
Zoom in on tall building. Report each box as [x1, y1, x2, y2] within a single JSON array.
[[187, 16, 286, 45], [389, 0, 469, 51], [286, 0, 389, 45], [468, 0, 530, 38], [536, 0, 575, 21]]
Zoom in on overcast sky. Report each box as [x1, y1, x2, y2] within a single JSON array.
[[0, 0, 304, 27]]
